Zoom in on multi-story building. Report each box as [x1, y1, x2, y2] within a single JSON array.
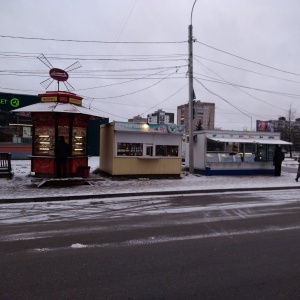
[[177, 101, 215, 133], [147, 109, 174, 125], [128, 115, 147, 123]]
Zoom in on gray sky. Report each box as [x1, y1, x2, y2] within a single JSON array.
[[1, 0, 300, 130]]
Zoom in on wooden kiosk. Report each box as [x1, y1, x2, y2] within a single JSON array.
[[13, 91, 104, 178]]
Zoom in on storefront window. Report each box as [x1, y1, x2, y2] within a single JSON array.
[[207, 152, 244, 162], [156, 145, 178, 157], [243, 153, 256, 162], [72, 127, 86, 156], [34, 126, 55, 156], [206, 153, 219, 162], [268, 145, 276, 161], [0, 111, 32, 143], [219, 153, 234, 162], [256, 144, 267, 161], [256, 144, 275, 162], [241, 143, 256, 153], [145, 144, 153, 156], [207, 139, 225, 152], [117, 143, 143, 156]]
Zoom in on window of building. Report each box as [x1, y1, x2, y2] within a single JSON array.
[[116, 143, 179, 157], [34, 126, 55, 156], [0, 112, 32, 144], [256, 144, 276, 162], [145, 144, 153, 156], [207, 139, 225, 152], [72, 127, 86, 156], [206, 153, 219, 162], [156, 145, 178, 157], [117, 143, 143, 156]]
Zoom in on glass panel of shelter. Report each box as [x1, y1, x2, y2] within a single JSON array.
[[206, 139, 276, 162]]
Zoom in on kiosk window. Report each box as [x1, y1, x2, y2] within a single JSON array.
[[256, 144, 267, 161], [207, 139, 225, 152], [34, 125, 55, 156], [243, 153, 256, 162], [256, 144, 275, 161], [117, 143, 143, 156], [146, 145, 153, 156], [219, 153, 234, 162], [268, 145, 276, 161], [156, 145, 178, 157], [206, 153, 219, 162], [72, 127, 86, 156]]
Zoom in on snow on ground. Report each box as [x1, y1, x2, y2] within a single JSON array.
[[0, 157, 300, 227], [0, 156, 299, 201]]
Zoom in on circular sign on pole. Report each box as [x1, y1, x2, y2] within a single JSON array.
[[49, 68, 69, 82]]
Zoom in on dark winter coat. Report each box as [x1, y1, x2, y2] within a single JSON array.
[[273, 147, 285, 165], [55, 137, 69, 159]]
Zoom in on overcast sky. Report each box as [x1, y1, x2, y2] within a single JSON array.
[[1, 0, 300, 130]]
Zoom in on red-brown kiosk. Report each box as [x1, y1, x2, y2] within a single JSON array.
[[13, 91, 104, 178]]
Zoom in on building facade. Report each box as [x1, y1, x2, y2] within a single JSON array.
[[128, 115, 147, 123], [0, 93, 39, 158], [147, 109, 174, 125], [177, 101, 215, 133]]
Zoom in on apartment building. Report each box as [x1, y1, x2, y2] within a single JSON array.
[[177, 101, 215, 133], [147, 109, 174, 125]]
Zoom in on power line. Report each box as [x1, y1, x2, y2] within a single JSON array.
[[101, 0, 139, 73], [0, 53, 186, 62], [80, 68, 178, 100], [76, 67, 184, 91], [194, 57, 289, 113], [194, 74, 300, 100], [0, 51, 187, 59], [194, 78, 253, 120], [0, 34, 186, 44], [140, 83, 188, 115], [196, 40, 300, 77], [84, 105, 128, 120], [194, 54, 300, 84]]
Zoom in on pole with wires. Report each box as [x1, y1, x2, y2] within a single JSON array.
[[188, 24, 194, 173], [188, 0, 197, 173]]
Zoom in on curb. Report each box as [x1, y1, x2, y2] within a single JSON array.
[[1, 185, 300, 204]]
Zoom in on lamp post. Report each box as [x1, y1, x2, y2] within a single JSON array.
[[188, 0, 197, 173]]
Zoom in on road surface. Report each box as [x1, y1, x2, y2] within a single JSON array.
[[1, 189, 300, 299]]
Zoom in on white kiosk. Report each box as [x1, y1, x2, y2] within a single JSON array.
[[185, 130, 291, 175]]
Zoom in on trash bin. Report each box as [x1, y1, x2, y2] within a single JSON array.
[[78, 166, 90, 178]]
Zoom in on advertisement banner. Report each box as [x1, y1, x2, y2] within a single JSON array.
[[256, 120, 275, 132]]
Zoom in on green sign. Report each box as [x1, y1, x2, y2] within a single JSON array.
[[0, 92, 39, 111], [10, 98, 20, 108]]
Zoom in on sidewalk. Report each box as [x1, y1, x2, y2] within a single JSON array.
[[1, 157, 300, 203]]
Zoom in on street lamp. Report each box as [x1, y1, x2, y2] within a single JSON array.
[[188, 0, 197, 173]]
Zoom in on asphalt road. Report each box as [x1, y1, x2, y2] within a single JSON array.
[[1, 190, 300, 300]]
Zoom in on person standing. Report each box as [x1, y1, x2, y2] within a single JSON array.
[[295, 158, 300, 182], [273, 145, 285, 176], [55, 136, 69, 178]]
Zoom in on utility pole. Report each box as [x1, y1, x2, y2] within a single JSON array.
[[188, 24, 194, 173]]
